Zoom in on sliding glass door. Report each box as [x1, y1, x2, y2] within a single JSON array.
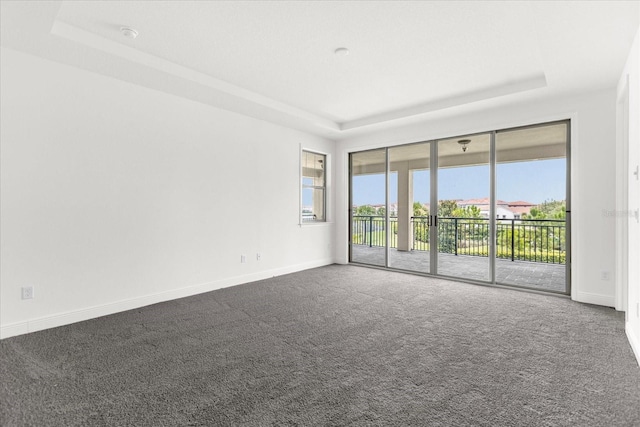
[[495, 122, 569, 292], [388, 143, 431, 273], [436, 133, 491, 281], [349, 120, 570, 295], [350, 149, 387, 266]]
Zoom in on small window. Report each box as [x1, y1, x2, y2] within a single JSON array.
[[301, 150, 326, 222]]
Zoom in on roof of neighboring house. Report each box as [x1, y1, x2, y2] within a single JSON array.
[[457, 198, 510, 207], [509, 206, 534, 215], [508, 200, 535, 207], [455, 198, 536, 216]]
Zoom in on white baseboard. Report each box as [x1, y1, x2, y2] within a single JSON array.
[[0, 258, 333, 340], [573, 291, 615, 308], [1, 322, 29, 339], [626, 323, 640, 368]]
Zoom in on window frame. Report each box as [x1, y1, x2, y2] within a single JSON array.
[[300, 149, 327, 224]]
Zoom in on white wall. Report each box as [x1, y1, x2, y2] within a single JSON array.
[[0, 48, 335, 338], [335, 88, 617, 307], [618, 28, 640, 365]]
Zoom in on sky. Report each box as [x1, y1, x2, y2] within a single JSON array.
[[351, 158, 566, 206]]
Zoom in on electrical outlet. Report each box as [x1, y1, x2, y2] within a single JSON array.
[[21, 286, 34, 300], [600, 271, 610, 281], [256, 253, 261, 261], [241, 255, 246, 263]]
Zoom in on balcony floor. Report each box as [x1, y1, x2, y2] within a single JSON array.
[[351, 245, 567, 293]]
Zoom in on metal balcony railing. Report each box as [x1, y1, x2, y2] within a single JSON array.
[[352, 216, 566, 264]]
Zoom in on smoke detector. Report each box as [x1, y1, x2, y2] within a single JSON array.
[[120, 27, 138, 39]]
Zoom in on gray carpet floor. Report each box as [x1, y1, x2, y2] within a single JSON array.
[[1, 264, 639, 426]]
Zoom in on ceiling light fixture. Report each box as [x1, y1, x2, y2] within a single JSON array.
[[120, 27, 138, 39], [458, 139, 471, 152], [334, 47, 349, 56]]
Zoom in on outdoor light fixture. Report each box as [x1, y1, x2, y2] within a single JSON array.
[[458, 139, 471, 152]]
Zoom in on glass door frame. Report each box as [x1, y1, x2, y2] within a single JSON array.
[[430, 131, 495, 282], [348, 119, 571, 295], [493, 120, 571, 293]]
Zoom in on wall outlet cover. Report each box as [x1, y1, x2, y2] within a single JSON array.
[[21, 286, 34, 300]]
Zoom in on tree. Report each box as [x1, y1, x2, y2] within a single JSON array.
[[453, 205, 482, 219], [435, 201, 487, 253], [516, 199, 567, 259], [523, 199, 566, 220], [413, 202, 429, 217], [438, 200, 458, 217], [355, 205, 376, 216]]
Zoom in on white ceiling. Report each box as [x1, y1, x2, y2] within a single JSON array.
[[1, 1, 638, 140]]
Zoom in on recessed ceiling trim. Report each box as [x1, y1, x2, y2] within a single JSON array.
[[2, 1, 636, 140], [340, 74, 548, 131], [48, 20, 551, 137], [50, 20, 340, 132]]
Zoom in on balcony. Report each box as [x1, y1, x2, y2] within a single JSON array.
[[351, 216, 567, 293]]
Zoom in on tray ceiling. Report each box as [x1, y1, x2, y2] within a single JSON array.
[[1, 1, 638, 139]]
